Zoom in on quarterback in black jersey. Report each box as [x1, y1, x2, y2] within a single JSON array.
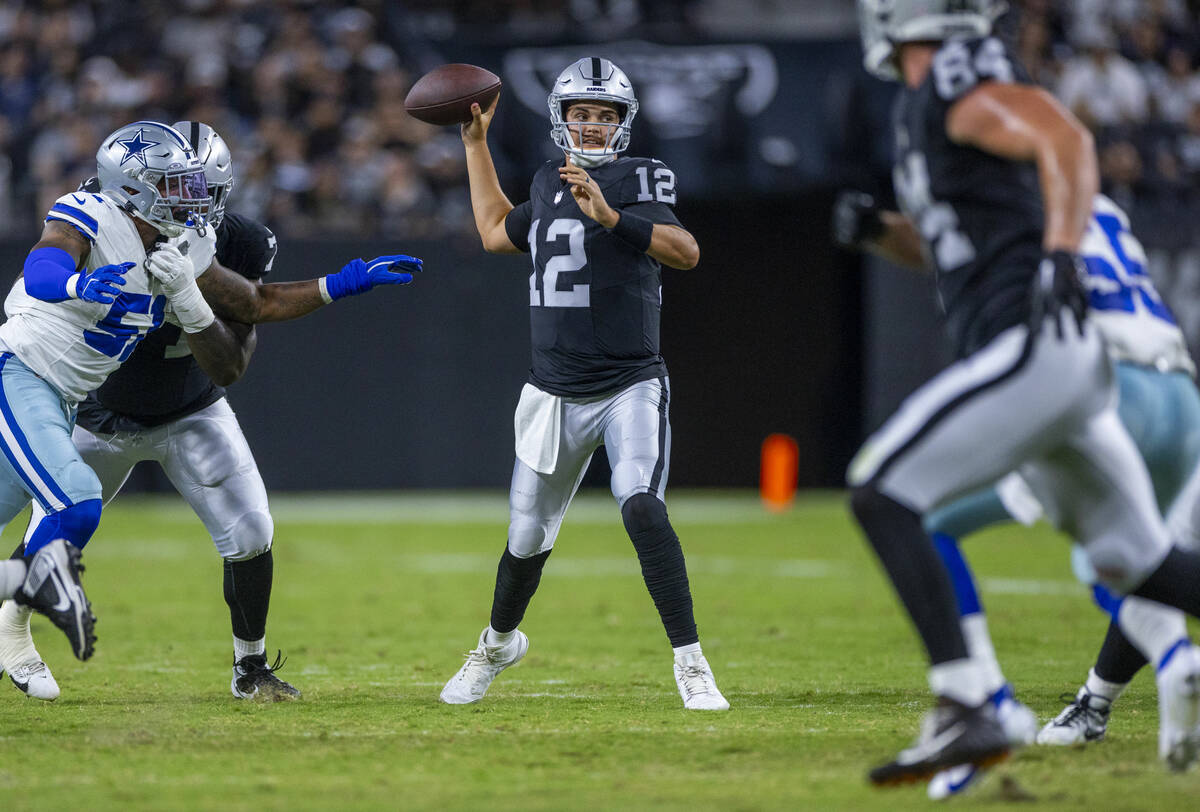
[[438, 57, 728, 710], [850, 0, 1200, 786]]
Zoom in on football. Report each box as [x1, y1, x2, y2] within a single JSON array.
[[404, 64, 502, 126]]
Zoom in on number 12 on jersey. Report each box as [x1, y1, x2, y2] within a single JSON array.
[[529, 217, 590, 308]]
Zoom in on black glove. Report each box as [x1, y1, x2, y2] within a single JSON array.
[[1032, 250, 1089, 338], [832, 190, 885, 250]]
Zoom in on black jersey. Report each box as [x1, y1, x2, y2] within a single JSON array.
[[504, 156, 683, 397], [76, 212, 277, 433], [892, 36, 1045, 357]]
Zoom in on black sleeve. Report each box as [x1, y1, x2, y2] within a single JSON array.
[[216, 213, 278, 280], [624, 200, 681, 228], [504, 201, 534, 253], [615, 159, 683, 227]]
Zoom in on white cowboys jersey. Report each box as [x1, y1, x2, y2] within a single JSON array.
[[1082, 194, 1193, 376], [0, 190, 215, 404]]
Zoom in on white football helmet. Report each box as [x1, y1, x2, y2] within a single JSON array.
[[858, 0, 1007, 80], [96, 120, 211, 237], [548, 57, 638, 168], [173, 120, 234, 228]]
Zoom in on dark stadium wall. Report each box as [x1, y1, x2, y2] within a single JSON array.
[[0, 193, 863, 491]]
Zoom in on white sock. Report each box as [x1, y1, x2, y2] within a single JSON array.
[[929, 658, 989, 707], [961, 613, 1006, 697], [673, 642, 702, 661], [1117, 596, 1189, 671], [1083, 668, 1125, 703], [0, 561, 26, 601], [234, 636, 265, 662], [485, 626, 515, 647]]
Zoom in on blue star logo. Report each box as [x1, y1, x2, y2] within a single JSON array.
[[115, 128, 159, 168]]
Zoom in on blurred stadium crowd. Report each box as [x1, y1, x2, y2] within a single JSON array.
[[0, 0, 1196, 247]]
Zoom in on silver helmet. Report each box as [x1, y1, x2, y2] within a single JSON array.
[[173, 120, 234, 227], [96, 120, 210, 237], [548, 57, 638, 168], [858, 0, 1007, 81]]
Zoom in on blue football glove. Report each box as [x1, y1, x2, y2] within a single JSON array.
[[324, 254, 423, 301], [76, 262, 134, 304]]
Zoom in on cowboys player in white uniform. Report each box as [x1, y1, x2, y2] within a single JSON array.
[[0, 120, 421, 699], [1, 123, 303, 701], [438, 58, 728, 710], [851, 0, 1200, 785], [838, 189, 1200, 794]]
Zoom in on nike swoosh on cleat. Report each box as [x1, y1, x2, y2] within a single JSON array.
[[897, 722, 969, 765]]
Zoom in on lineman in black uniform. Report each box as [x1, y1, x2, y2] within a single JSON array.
[[1, 123, 299, 701], [439, 57, 728, 710], [852, 0, 1200, 784]]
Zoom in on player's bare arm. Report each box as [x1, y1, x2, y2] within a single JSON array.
[[197, 259, 325, 323], [185, 316, 256, 387], [946, 82, 1097, 252], [30, 219, 92, 267], [192, 253, 421, 324], [559, 159, 699, 270], [462, 97, 520, 253]]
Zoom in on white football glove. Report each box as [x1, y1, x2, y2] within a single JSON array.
[[145, 244, 214, 333]]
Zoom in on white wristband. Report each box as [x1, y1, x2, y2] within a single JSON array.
[[65, 273, 81, 299], [318, 276, 334, 304], [168, 279, 216, 333]]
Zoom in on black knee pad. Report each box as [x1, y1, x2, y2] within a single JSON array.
[[622, 493, 668, 537]]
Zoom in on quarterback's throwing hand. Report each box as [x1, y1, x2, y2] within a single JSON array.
[[75, 262, 133, 304], [324, 255, 423, 301]]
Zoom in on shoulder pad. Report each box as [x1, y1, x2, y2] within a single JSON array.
[[216, 212, 278, 279], [46, 190, 115, 243], [614, 157, 678, 207], [930, 37, 1018, 103]]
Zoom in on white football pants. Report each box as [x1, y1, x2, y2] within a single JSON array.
[[24, 398, 272, 561], [507, 377, 670, 558], [849, 315, 1172, 594]]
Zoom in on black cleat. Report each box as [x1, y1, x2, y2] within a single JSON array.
[[869, 699, 1011, 787], [231, 651, 301, 701], [12, 540, 96, 661]]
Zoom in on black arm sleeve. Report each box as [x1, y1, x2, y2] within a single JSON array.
[[503, 201, 534, 253]]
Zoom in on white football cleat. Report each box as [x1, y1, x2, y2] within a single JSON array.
[[440, 627, 528, 705], [674, 651, 729, 710], [0, 601, 59, 701], [1157, 643, 1200, 771], [1036, 687, 1112, 746]]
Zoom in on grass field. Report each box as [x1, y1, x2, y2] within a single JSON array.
[[1, 489, 1197, 810]]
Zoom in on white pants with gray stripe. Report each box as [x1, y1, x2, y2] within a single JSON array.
[[24, 398, 273, 561], [849, 316, 1172, 592], [507, 377, 670, 558]]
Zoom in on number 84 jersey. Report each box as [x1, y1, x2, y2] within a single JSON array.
[[892, 36, 1045, 358], [504, 156, 683, 398], [0, 190, 215, 404]]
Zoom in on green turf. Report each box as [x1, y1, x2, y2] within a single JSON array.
[[1, 490, 1196, 810]]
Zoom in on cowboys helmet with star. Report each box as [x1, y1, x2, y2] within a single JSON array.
[[97, 121, 212, 237]]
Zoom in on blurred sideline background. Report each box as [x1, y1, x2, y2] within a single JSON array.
[[0, 0, 1196, 492]]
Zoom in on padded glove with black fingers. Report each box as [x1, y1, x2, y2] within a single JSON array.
[[1032, 250, 1090, 338], [832, 190, 885, 250]]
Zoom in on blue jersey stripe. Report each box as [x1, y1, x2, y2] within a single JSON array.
[[48, 203, 99, 237]]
